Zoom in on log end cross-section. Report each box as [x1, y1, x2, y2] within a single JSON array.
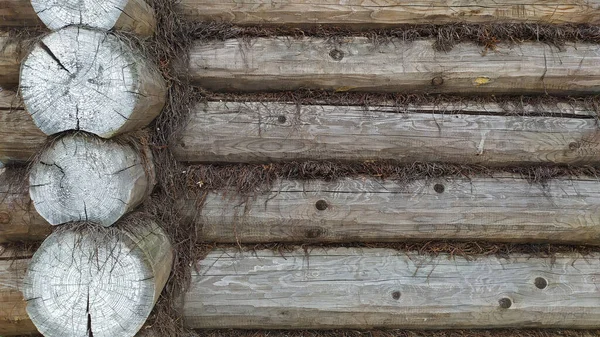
[[29, 133, 155, 227], [20, 26, 166, 138], [23, 219, 172, 337], [29, 0, 156, 36]]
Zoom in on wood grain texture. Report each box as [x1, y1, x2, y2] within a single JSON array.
[[113, 0, 157, 36], [185, 248, 600, 329], [173, 102, 600, 165], [178, 0, 600, 27], [0, 90, 47, 165], [0, 0, 43, 27], [1, 0, 155, 36], [188, 38, 600, 95], [0, 169, 51, 243], [0, 34, 25, 88], [23, 219, 173, 337], [187, 176, 600, 245], [20, 26, 166, 138], [29, 133, 155, 227], [0, 246, 37, 336]]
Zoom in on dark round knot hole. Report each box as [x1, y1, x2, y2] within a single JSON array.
[[277, 115, 287, 124], [0, 212, 10, 224], [434, 183, 445, 194], [315, 200, 328, 211], [431, 76, 444, 86], [498, 297, 512, 309], [392, 291, 401, 300], [329, 49, 344, 61], [534, 277, 548, 289], [569, 142, 580, 151], [305, 228, 322, 239]]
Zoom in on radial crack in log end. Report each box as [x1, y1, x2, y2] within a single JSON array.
[[30, 0, 156, 37], [29, 133, 155, 227], [20, 26, 166, 138], [23, 218, 172, 337]]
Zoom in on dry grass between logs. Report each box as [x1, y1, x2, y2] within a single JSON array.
[[134, 10, 600, 332]]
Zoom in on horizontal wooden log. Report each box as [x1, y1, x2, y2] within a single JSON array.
[[188, 38, 600, 95], [0, 90, 47, 165], [0, 0, 43, 27], [178, 0, 600, 27], [1, 0, 155, 36], [0, 34, 25, 88], [188, 176, 600, 245], [173, 102, 600, 165], [0, 246, 37, 336], [185, 248, 600, 329], [0, 169, 51, 243]]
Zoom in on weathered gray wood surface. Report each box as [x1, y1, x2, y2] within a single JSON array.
[[2, 0, 155, 36], [0, 90, 46, 165], [20, 26, 166, 138], [0, 34, 24, 88], [185, 248, 600, 329], [29, 133, 155, 227], [178, 0, 600, 26], [173, 102, 600, 165], [188, 38, 600, 95], [23, 219, 173, 337], [0, 246, 37, 336], [188, 176, 600, 245], [0, 169, 51, 243]]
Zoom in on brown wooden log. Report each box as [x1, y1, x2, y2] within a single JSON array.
[[178, 0, 600, 27], [188, 38, 600, 95], [185, 248, 600, 330], [0, 245, 38, 336], [0, 33, 25, 88], [0, 0, 43, 27], [0, 90, 47, 165], [173, 101, 600, 166], [0, 169, 51, 243], [187, 176, 600, 245], [0, 0, 155, 37]]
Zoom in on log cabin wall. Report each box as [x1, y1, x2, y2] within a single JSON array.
[[3, 0, 600, 336]]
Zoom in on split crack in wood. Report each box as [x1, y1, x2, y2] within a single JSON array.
[[31, 0, 128, 31], [29, 133, 154, 227], [20, 26, 166, 138], [22, 221, 172, 337]]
